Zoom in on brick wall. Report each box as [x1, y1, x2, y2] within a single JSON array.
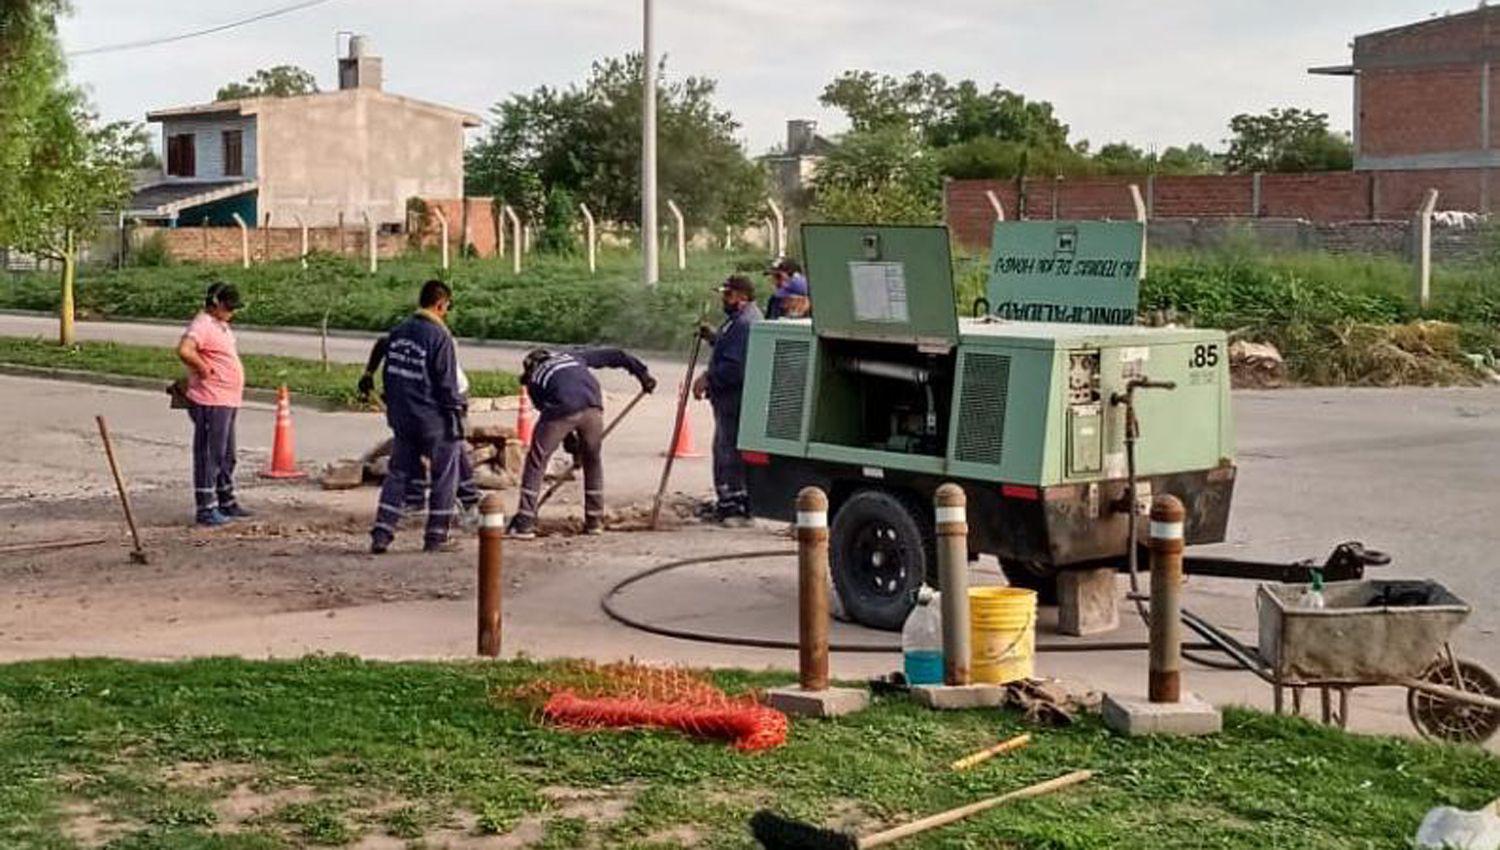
[[410, 197, 502, 258], [148, 225, 405, 265], [946, 171, 1492, 249]]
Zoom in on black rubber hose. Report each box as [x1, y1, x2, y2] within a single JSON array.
[[600, 550, 1219, 655]]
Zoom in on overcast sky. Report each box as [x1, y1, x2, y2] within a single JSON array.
[[59, 0, 1450, 154]]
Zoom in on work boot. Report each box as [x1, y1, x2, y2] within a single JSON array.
[[195, 508, 232, 528], [715, 503, 752, 528], [506, 516, 537, 540], [219, 503, 253, 519], [369, 534, 391, 555], [583, 516, 605, 536], [423, 537, 462, 554]]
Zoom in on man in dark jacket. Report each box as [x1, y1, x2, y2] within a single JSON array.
[[507, 347, 655, 539], [692, 275, 762, 525], [369, 280, 467, 554], [359, 334, 481, 528]]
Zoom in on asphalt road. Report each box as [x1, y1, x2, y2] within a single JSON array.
[[3, 313, 1499, 741]]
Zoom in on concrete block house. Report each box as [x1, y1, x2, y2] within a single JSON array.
[[127, 37, 480, 229]]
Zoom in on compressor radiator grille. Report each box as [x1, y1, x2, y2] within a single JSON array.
[[955, 352, 1010, 465], [765, 339, 811, 441]]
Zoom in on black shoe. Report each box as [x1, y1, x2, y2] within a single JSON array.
[[370, 537, 390, 555], [220, 504, 253, 519], [583, 517, 604, 536], [423, 538, 461, 554], [506, 518, 537, 540]]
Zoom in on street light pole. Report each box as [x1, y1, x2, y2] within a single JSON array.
[[642, 0, 659, 285]]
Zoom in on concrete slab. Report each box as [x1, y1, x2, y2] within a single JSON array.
[[764, 686, 869, 718], [911, 683, 1007, 711], [1057, 567, 1119, 636], [1102, 692, 1223, 737]]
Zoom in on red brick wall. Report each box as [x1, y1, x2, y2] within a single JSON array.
[[152, 226, 405, 265], [1361, 66, 1481, 157], [946, 170, 1491, 249], [410, 197, 501, 258]]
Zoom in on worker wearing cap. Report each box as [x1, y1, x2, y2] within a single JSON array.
[[765, 258, 811, 320], [177, 282, 250, 528], [369, 280, 467, 554], [692, 275, 763, 525], [507, 346, 657, 539]]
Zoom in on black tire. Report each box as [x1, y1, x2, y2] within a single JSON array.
[[830, 489, 935, 631], [999, 559, 1060, 607]]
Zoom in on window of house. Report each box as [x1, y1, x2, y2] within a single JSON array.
[[222, 130, 243, 177], [166, 134, 196, 177]]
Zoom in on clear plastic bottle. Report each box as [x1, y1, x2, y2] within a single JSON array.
[[1300, 568, 1326, 610], [902, 587, 944, 685]]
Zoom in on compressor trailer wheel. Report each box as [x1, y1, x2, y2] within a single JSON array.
[[1407, 656, 1500, 744]]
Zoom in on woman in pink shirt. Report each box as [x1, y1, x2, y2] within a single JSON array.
[[176, 282, 250, 527]]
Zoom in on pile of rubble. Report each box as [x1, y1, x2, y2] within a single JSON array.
[[320, 423, 528, 491]]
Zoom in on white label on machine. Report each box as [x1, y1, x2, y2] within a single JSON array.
[[862, 466, 885, 479], [1104, 452, 1127, 479], [849, 261, 910, 323], [1121, 346, 1150, 363]]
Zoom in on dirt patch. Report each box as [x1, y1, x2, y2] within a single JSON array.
[[59, 799, 132, 848], [213, 783, 319, 828], [161, 761, 259, 788], [644, 825, 704, 847], [541, 784, 640, 824]]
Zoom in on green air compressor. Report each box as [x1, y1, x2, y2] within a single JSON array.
[[736, 222, 1235, 629]]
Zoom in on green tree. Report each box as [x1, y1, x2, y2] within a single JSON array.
[[537, 186, 578, 255], [820, 70, 1070, 150], [1224, 108, 1352, 173], [1156, 143, 1220, 175], [216, 65, 319, 101], [465, 55, 765, 232], [809, 126, 941, 224], [0, 0, 144, 345]]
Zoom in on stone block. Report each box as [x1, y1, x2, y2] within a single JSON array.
[[764, 686, 869, 718], [1057, 567, 1120, 636], [320, 459, 364, 490], [1102, 692, 1222, 737], [911, 683, 1007, 711]]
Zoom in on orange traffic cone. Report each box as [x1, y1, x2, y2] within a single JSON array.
[[516, 386, 535, 446], [260, 385, 307, 479], [663, 382, 704, 458]]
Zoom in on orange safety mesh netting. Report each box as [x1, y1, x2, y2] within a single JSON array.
[[503, 662, 788, 752]]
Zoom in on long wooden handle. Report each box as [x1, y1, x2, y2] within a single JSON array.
[[649, 333, 704, 530], [860, 770, 1093, 849], [950, 733, 1031, 771], [96, 416, 144, 554], [534, 390, 648, 511]]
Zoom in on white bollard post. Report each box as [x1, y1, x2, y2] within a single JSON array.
[[579, 203, 597, 274], [293, 215, 308, 269], [362, 210, 377, 274], [432, 206, 450, 271], [762, 217, 774, 254], [1415, 188, 1439, 309], [985, 190, 1006, 222], [666, 199, 686, 271], [504, 206, 522, 275], [230, 213, 250, 269], [766, 197, 786, 258]]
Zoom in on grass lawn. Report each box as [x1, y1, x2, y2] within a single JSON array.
[[0, 657, 1495, 849], [0, 337, 518, 410]]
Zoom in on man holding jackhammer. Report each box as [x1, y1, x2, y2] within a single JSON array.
[[692, 275, 762, 526], [369, 280, 467, 554], [506, 347, 656, 539]]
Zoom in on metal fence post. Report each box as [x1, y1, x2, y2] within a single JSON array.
[[1414, 188, 1439, 309], [796, 487, 830, 691], [579, 203, 597, 274], [230, 213, 250, 269], [478, 494, 504, 657], [935, 484, 971, 687], [1148, 495, 1185, 703], [432, 206, 450, 270], [666, 199, 686, 271]]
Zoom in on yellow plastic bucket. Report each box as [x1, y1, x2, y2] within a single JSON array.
[[969, 587, 1037, 684]]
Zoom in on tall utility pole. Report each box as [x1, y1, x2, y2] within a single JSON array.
[[641, 0, 659, 285]]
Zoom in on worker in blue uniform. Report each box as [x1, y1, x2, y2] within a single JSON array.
[[506, 347, 656, 539], [369, 280, 467, 554], [692, 275, 762, 525]]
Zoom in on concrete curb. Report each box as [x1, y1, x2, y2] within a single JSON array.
[[0, 363, 349, 412], [0, 309, 689, 364]]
